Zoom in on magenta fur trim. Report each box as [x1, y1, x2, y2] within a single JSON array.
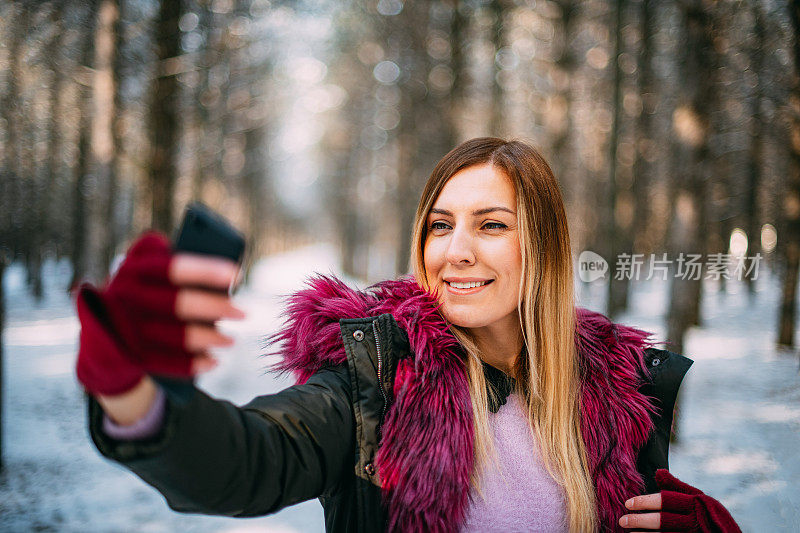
[[264, 274, 658, 532], [576, 308, 660, 532]]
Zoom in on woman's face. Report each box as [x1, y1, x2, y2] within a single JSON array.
[[423, 163, 523, 332]]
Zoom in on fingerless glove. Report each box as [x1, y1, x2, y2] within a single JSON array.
[[656, 468, 742, 532], [75, 231, 194, 396]]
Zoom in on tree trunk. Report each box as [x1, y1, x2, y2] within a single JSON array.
[[86, 0, 121, 283], [105, 0, 125, 273], [667, 0, 715, 355], [550, 0, 577, 199], [606, 0, 629, 320], [191, 0, 213, 200], [148, 0, 182, 234], [632, 0, 654, 254], [667, 0, 717, 442], [489, 0, 505, 136], [28, 1, 68, 301], [2, 2, 27, 267], [69, 1, 100, 291], [744, 5, 765, 296], [448, 0, 467, 149], [37, 1, 68, 299], [778, 1, 800, 350]]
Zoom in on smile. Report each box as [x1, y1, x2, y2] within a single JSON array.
[[445, 279, 494, 295]]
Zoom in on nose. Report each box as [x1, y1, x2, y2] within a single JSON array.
[[445, 225, 476, 265]]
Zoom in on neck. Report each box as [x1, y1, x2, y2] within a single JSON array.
[[469, 319, 523, 376]]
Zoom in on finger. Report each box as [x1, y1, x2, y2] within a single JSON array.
[[170, 254, 240, 291], [191, 353, 218, 374], [625, 493, 662, 511], [185, 323, 235, 352], [619, 512, 660, 530], [175, 288, 246, 322]]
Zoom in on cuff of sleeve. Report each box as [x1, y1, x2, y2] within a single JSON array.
[[102, 386, 167, 440], [87, 379, 195, 463]]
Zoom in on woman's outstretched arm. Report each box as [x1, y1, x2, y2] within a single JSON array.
[[87, 363, 355, 517], [76, 232, 354, 516]]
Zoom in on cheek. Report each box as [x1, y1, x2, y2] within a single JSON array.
[[422, 243, 438, 287], [490, 239, 522, 273], [423, 240, 444, 272]]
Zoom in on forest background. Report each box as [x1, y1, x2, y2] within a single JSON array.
[[1, 0, 800, 527]]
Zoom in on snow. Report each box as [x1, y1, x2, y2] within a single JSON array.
[[1, 245, 799, 531]]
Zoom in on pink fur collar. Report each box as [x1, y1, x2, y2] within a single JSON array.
[[266, 274, 658, 532]]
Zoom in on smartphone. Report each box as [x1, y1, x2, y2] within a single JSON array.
[[173, 202, 247, 292]]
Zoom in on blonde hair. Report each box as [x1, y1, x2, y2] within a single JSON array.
[[409, 138, 598, 532]]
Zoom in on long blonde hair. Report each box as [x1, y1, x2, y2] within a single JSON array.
[[409, 138, 598, 532]]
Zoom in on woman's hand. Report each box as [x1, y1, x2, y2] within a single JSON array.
[[619, 492, 662, 531], [619, 469, 742, 532], [76, 231, 246, 397]]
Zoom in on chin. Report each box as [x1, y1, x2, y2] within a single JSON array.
[[439, 307, 491, 329]]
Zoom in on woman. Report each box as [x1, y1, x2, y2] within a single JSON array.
[[76, 138, 741, 532]]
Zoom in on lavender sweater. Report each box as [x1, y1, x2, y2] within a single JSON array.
[[459, 392, 569, 532], [103, 390, 568, 531]]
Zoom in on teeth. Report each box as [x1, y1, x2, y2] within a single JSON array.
[[449, 280, 487, 289]]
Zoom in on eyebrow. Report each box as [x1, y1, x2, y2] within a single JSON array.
[[429, 206, 516, 217]]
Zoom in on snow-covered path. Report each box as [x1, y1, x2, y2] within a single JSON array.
[[1, 245, 798, 532]]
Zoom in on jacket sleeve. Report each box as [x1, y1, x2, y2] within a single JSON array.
[[86, 362, 354, 517], [636, 348, 693, 494]]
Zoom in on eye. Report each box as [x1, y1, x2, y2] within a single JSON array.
[[483, 222, 507, 230], [430, 221, 451, 231]]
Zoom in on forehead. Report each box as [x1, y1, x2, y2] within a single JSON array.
[[431, 164, 516, 212]]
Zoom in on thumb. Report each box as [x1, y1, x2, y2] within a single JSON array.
[[655, 469, 705, 495]]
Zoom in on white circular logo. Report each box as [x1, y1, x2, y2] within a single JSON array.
[[578, 250, 608, 282]]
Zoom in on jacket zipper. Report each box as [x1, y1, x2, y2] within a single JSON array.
[[372, 319, 388, 425]]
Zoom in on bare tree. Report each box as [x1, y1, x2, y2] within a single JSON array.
[[85, 0, 123, 282], [69, 0, 101, 290], [0, 0, 29, 473], [744, 4, 765, 295], [549, 0, 577, 192], [606, 0, 628, 319], [666, 0, 716, 355], [632, 0, 655, 255], [148, 0, 183, 233], [41, 1, 68, 288], [489, 0, 507, 136], [778, 0, 800, 351]]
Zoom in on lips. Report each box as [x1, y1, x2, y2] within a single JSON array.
[[444, 279, 494, 295], [444, 279, 494, 287], [443, 278, 494, 285]]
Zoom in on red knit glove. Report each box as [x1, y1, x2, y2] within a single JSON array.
[[656, 469, 742, 532], [75, 231, 194, 396]]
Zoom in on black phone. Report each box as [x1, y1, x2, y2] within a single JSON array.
[[173, 202, 247, 290]]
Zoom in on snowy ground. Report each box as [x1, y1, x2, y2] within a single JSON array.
[[1, 244, 798, 532]]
